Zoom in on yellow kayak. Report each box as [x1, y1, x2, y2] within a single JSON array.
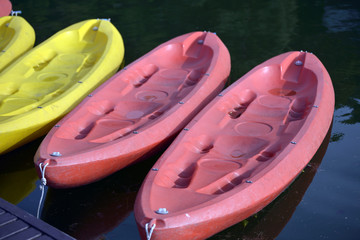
[[0, 16, 35, 72], [0, 19, 124, 154]]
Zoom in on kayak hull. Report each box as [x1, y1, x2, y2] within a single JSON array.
[[134, 51, 335, 239], [34, 31, 231, 188], [0, 0, 11, 17], [0, 19, 124, 154]]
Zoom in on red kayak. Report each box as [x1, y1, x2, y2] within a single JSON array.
[[34, 31, 231, 188], [0, 0, 12, 17], [134, 51, 334, 240]]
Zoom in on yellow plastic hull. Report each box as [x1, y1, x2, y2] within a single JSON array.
[[0, 19, 124, 154], [0, 16, 35, 72]]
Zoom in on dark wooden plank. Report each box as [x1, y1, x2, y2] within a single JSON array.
[[0, 213, 16, 226], [35, 235, 54, 240], [0, 220, 28, 239], [0, 198, 74, 240], [5, 227, 42, 240]]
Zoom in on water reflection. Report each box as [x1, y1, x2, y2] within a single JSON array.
[[0, 139, 41, 204], [288, 0, 360, 125], [209, 126, 332, 239], [325, 6, 360, 128], [323, 4, 360, 33]]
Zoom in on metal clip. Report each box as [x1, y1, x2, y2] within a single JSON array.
[[11, 10, 22, 16]]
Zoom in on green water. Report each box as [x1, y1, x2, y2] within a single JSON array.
[[0, 0, 359, 239]]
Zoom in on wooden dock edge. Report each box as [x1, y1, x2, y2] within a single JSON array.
[[0, 197, 75, 240]]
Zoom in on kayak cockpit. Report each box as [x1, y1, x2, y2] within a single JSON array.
[[50, 33, 216, 156], [148, 52, 320, 214]]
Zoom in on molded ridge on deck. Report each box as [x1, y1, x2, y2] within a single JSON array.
[[0, 198, 74, 240]]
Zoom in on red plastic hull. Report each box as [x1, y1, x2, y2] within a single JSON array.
[[0, 0, 12, 17], [134, 51, 335, 240], [34, 31, 231, 188]]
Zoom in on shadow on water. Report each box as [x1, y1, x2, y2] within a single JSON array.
[[208, 124, 332, 240]]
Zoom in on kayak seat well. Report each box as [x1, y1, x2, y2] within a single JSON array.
[[55, 40, 214, 146], [154, 130, 287, 195], [0, 55, 84, 116], [153, 53, 320, 197], [0, 25, 107, 117], [155, 135, 269, 190], [86, 101, 163, 141], [85, 68, 204, 143], [0, 82, 65, 116]]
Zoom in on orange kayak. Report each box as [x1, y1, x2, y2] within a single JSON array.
[[134, 51, 335, 240], [0, 0, 12, 17], [34, 31, 231, 188]]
